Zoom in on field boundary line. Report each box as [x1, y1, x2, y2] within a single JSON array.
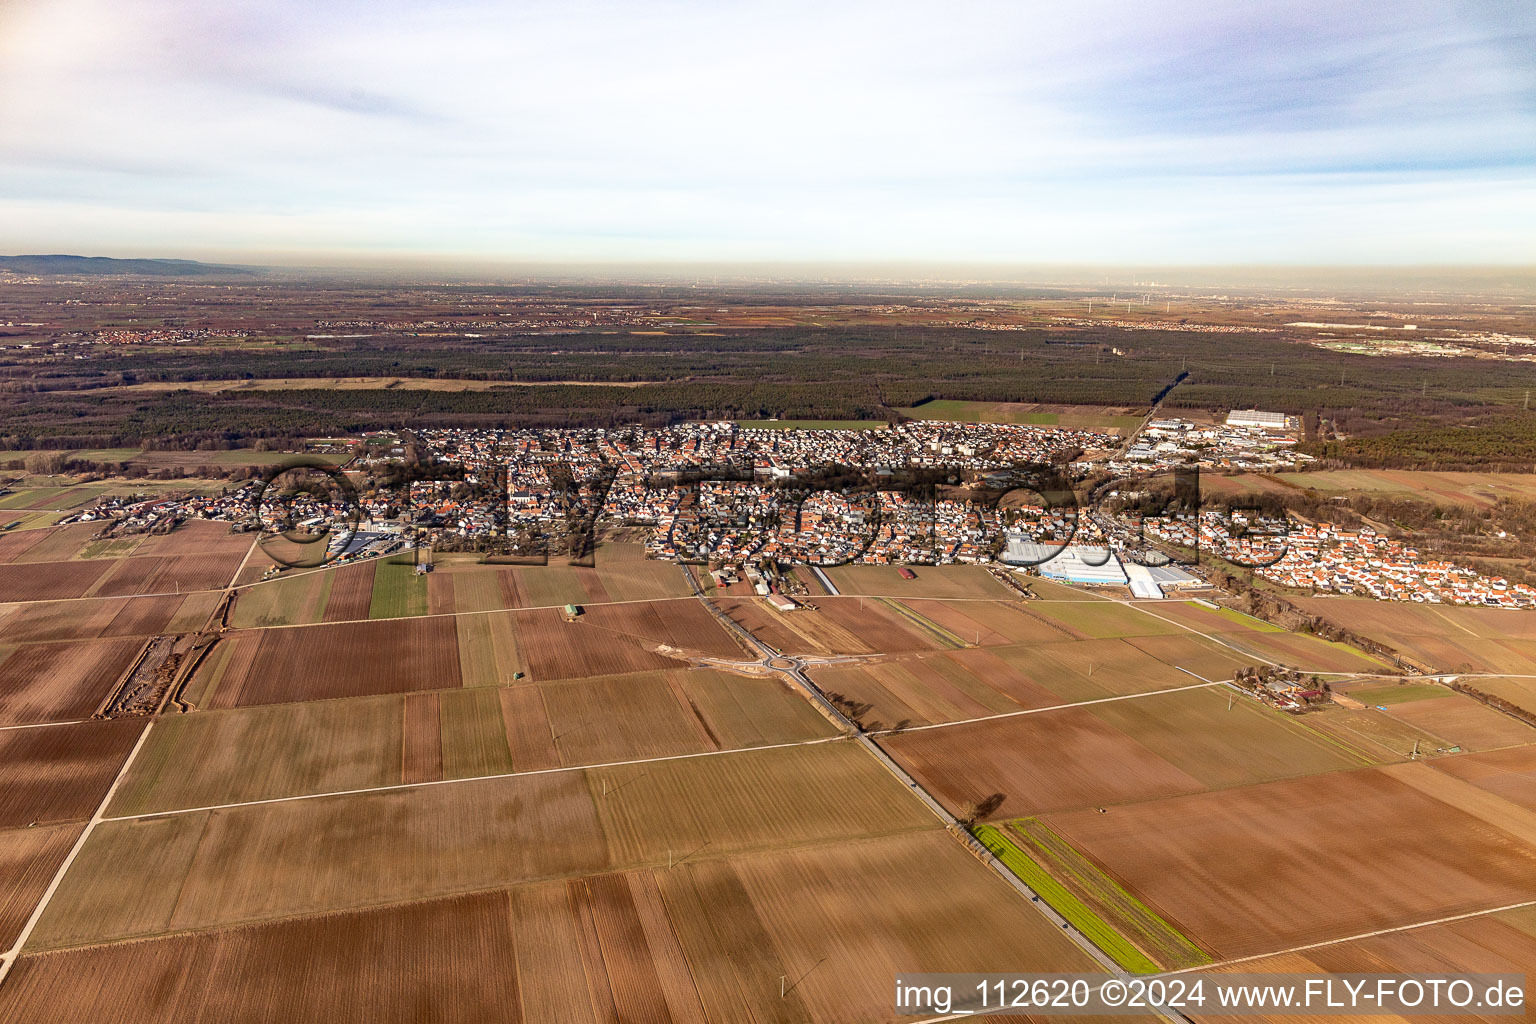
[[0, 718, 156, 987], [869, 680, 1221, 736], [226, 534, 260, 589], [1164, 897, 1536, 975], [0, 718, 92, 733], [103, 733, 849, 822]]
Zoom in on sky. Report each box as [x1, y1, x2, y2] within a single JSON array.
[[1, 0, 1534, 266]]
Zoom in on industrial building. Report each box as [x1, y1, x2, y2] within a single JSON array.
[[1225, 409, 1299, 431]]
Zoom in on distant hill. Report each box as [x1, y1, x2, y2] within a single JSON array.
[[0, 255, 261, 277]]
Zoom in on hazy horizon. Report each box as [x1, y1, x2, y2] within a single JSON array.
[[10, 253, 1536, 296]]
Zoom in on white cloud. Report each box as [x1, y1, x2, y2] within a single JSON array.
[[1, 0, 1532, 262]]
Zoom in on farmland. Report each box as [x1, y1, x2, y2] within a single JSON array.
[[0, 830, 1097, 1024], [1296, 596, 1536, 673], [883, 685, 1367, 821], [111, 669, 835, 815], [227, 545, 690, 628], [3, 503, 1536, 1016], [0, 637, 145, 725], [1202, 468, 1536, 508], [1043, 765, 1536, 958], [0, 719, 143, 829], [35, 742, 934, 948], [819, 563, 1011, 599]]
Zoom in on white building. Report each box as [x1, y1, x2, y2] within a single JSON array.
[[1225, 409, 1298, 431]]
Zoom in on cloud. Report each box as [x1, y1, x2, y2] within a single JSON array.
[[0, 0, 1531, 262]]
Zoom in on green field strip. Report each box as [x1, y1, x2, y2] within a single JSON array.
[[369, 559, 430, 619], [876, 598, 968, 648], [1348, 682, 1454, 706], [972, 824, 1160, 974], [1200, 604, 1285, 632], [1008, 818, 1211, 971]]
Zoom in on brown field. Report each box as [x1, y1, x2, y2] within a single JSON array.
[[134, 521, 253, 558], [672, 832, 1097, 1023], [426, 572, 455, 615], [1207, 628, 1391, 673], [0, 637, 144, 725], [1381, 759, 1536, 849], [1, 829, 1093, 1024], [884, 687, 1365, 821], [885, 704, 1208, 820], [0, 529, 52, 564], [673, 669, 834, 748], [454, 611, 521, 687], [1207, 910, 1536, 1019], [0, 560, 112, 602], [1382, 692, 1536, 751], [1120, 633, 1253, 682], [92, 552, 243, 597], [323, 560, 377, 620], [1203, 468, 1536, 508], [716, 597, 941, 657], [447, 568, 506, 613], [0, 599, 122, 643], [1295, 597, 1536, 673], [110, 696, 405, 816], [812, 648, 1053, 729], [494, 549, 690, 609], [502, 564, 610, 608], [1427, 745, 1536, 813], [900, 598, 1076, 645], [541, 672, 721, 765], [1019, 637, 1204, 699], [0, 719, 143, 828], [590, 543, 692, 601], [809, 635, 1250, 734], [1392, 635, 1536, 674], [0, 824, 82, 951], [198, 617, 462, 708], [713, 597, 819, 654], [1083, 687, 1369, 787], [438, 687, 519, 779], [1, 889, 521, 1024], [1028, 600, 1187, 639], [1471, 675, 1536, 716], [37, 741, 928, 947], [821, 564, 1012, 599], [811, 597, 952, 653], [112, 668, 833, 816], [499, 685, 560, 772], [2, 523, 103, 563], [0, 593, 211, 643], [515, 600, 742, 680], [401, 691, 444, 785], [100, 593, 186, 637], [1046, 766, 1536, 958], [1301, 704, 1453, 762]]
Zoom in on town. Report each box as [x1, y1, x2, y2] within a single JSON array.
[[40, 411, 1523, 608]]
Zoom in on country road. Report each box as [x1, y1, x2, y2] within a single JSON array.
[[678, 565, 1202, 1022]]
